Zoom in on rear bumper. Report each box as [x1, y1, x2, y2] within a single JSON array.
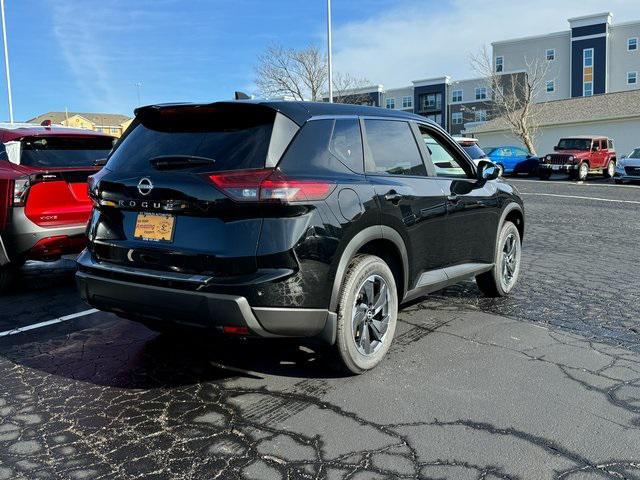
[[75, 251, 336, 341], [3, 207, 87, 263]]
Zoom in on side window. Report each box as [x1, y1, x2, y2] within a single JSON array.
[[364, 120, 426, 176], [329, 119, 363, 173], [514, 147, 528, 156], [502, 148, 513, 157], [600, 139, 606, 150], [0, 143, 7, 162], [419, 126, 471, 179]]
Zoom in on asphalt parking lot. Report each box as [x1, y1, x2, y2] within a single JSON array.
[[0, 176, 639, 479]]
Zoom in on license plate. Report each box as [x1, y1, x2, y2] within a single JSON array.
[[134, 213, 175, 242], [552, 165, 561, 171]]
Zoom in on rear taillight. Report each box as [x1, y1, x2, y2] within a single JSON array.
[[12, 177, 30, 206], [207, 169, 335, 203]]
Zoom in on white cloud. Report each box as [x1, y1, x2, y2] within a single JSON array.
[[332, 0, 640, 87]]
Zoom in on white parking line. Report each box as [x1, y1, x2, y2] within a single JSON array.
[[510, 178, 640, 189], [521, 192, 640, 205], [0, 308, 99, 337]]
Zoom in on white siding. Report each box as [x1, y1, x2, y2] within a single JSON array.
[[608, 22, 640, 93], [473, 117, 640, 157], [383, 86, 414, 111], [493, 32, 571, 101]]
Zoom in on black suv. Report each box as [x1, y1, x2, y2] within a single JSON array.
[[77, 101, 524, 373]]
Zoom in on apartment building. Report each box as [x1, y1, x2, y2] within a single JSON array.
[[328, 11, 640, 135]]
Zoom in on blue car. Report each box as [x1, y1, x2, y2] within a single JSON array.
[[485, 146, 539, 176]]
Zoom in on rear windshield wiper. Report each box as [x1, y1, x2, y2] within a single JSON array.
[[150, 155, 216, 170]]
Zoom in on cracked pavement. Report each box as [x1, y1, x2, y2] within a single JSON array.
[[0, 178, 639, 479]]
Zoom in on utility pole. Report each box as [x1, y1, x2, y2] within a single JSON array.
[[135, 82, 143, 106], [327, 0, 333, 103], [0, 0, 13, 123]]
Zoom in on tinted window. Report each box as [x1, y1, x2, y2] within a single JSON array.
[[364, 120, 426, 176], [420, 127, 470, 178], [329, 119, 363, 173], [600, 139, 606, 150], [20, 136, 113, 168], [628, 148, 640, 158], [106, 105, 277, 174], [0, 143, 7, 162], [461, 144, 487, 160]]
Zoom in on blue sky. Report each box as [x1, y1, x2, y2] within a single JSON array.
[[3, 0, 639, 120]]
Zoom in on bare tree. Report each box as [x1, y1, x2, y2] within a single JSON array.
[[255, 45, 327, 101], [470, 45, 550, 154], [254, 45, 370, 104], [332, 72, 373, 105]]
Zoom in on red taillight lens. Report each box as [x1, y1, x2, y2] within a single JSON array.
[[207, 169, 335, 203]]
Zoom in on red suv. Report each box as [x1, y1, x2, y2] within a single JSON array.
[[0, 123, 114, 290], [539, 136, 616, 181]]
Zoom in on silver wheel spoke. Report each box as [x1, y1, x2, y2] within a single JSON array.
[[371, 316, 388, 339], [359, 324, 371, 354], [364, 279, 374, 304], [373, 285, 387, 314]]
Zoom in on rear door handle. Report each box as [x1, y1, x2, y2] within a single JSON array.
[[384, 191, 403, 203]]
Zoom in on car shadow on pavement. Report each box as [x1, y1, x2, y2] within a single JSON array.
[[0, 316, 346, 390]]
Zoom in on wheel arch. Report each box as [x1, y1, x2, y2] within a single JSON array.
[[501, 202, 524, 242], [328, 226, 409, 313]]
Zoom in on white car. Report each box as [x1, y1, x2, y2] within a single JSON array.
[[614, 148, 640, 183]]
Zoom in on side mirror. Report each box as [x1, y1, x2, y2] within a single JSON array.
[[553, 145, 560, 151], [477, 160, 500, 181]]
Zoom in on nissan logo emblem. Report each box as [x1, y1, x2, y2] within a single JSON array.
[[137, 177, 154, 196]]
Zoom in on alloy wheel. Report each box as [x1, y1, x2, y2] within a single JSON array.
[[352, 274, 390, 356], [608, 161, 615, 177], [579, 163, 588, 180], [500, 233, 519, 292]]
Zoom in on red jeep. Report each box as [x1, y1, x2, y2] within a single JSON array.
[[0, 123, 114, 290], [539, 136, 616, 181]]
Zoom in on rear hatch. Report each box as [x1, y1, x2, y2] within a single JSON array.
[[89, 103, 302, 277], [13, 135, 114, 227]]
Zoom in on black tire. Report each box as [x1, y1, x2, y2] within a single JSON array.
[[603, 160, 615, 179], [576, 162, 589, 181], [0, 263, 21, 293], [333, 254, 398, 374], [476, 221, 521, 297], [538, 170, 551, 180]]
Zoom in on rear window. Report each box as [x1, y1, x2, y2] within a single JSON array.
[[19, 136, 114, 168], [105, 104, 291, 174]]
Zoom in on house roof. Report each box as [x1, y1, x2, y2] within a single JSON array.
[[27, 112, 132, 127], [469, 89, 640, 134]]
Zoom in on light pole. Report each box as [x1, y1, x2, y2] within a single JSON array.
[[0, 0, 13, 124], [135, 82, 143, 106], [327, 0, 333, 103]]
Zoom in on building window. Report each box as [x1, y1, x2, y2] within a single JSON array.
[[495, 56, 504, 73], [583, 48, 594, 97], [386, 98, 395, 109], [628, 72, 638, 85], [546, 80, 555, 92], [110, 127, 119, 134], [452, 112, 463, 124], [475, 87, 487, 100], [546, 49, 556, 61], [452, 89, 463, 102], [425, 113, 442, 124], [402, 96, 412, 109], [474, 110, 487, 122], [628, 38, 638, 51]]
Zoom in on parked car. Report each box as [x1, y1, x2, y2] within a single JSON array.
[[453, 136, 488, 163], [0, 123, 114, 290], [614, 147, 640, 184], [539, 136, 616, 181], [484, 146, 539, 176], [76, 101, 524, 374]]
